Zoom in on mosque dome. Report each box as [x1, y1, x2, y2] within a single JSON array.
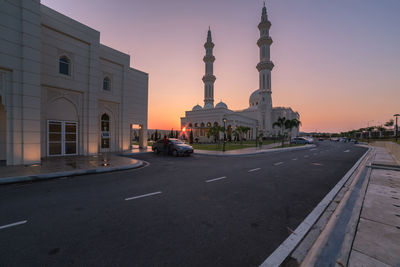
[[204, 103, 214, 109], [215, 101, 228, 109], [192, 104, 202, 111], [249, 89, 261, 107]]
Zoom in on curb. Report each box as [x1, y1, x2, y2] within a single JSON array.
[[122, 151, 152, 156], [194, 144, 316, 157], [260, 147, 372, 267], [0, 160, 145, 185]]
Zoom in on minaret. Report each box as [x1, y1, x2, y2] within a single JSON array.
[[257, 3, 274, 133], [203, 27, 216, 108]]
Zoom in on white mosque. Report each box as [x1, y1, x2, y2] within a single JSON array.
[[181, 4, 300, 141]]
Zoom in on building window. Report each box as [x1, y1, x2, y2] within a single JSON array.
[[103, 77, 111, 91], [59, 56, 70, 75], [101, 113, 110, 149]]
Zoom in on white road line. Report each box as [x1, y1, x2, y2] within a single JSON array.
[[248, 168, 261, 172], [292, 158, 298, 161], [312, 163, 323, 166], [304, 155, 310, 158], [344, 150, 350, 153], [274, 162, 284, 166], [206, 176, 227, 183], [0, 220, 27, 230], [125, 191, 162, 201], [313, 153, 318, 156], [310, 148, 317, 151]]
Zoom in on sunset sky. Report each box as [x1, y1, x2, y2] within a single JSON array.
[[42, 0, 400, 133]]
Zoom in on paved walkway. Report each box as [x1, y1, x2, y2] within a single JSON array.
[[123, 145, 153, 155], [348, 147, 400, 266], [0, 153, 143, 185], [194, 142, 312, 156]]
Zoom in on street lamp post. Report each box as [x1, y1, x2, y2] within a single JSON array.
[[394, 114, 400, 142], [222, 118, 227, 152]]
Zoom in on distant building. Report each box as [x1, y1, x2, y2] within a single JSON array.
[[181, 4, 299, 141], [0, 1, 148, 165]]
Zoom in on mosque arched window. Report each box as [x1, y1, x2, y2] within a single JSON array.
[[103, 76, 111, 91], [59, 56, 71, 75]]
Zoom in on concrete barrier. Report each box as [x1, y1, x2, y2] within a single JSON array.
[[371, 141, 400, 163]]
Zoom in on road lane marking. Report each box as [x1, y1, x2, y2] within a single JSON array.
[[125, 191, 162, 201], [313, 153, 318, 156], [0, 220, 27, 230], [312, 163, 323, 166], [206, 176, 227, 183], [344, 150, 350, 153], [292, 158, 298, 161], [304, 155, 310, 158], [310, 148, 317, 151], [274, 162, 284, 166], [248, 168, 261, 172]]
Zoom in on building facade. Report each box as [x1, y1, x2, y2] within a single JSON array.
[[0, 0, 148, 165], [181, 4, 299, 141]]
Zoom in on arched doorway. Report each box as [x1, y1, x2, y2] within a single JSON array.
[[47, 97, 78, 156], [100, 113, 110, 152]]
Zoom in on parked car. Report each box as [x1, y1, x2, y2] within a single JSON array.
[[291, 137, 312, 144], [152, 138, 194, 156]]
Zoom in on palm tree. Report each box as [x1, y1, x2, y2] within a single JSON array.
[[285, 118, 302, 143], [273, 117, 287, 147], [385, 119, 394, 127], [236, 126, 251, 145], [207, 125, 225, 144]]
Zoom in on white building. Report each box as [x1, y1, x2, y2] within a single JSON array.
[[0, 0, 148, 165], [181, 4, 299, 141]]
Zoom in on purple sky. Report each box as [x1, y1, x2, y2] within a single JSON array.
[[42, 0, 400, 132]]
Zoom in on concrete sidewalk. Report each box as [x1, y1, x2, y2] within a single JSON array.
[[0, 153, 144, 185], [347, 147, 400, 266]]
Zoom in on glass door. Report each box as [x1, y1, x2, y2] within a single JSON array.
[[48, 121, 62, 156], [47, 121, 78, 156], [65, 122, 77, 155]]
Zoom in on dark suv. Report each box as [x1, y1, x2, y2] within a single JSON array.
[[152, 138, 194, 156]]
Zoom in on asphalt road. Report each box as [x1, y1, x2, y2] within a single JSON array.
[[0, 141, 367, 267]]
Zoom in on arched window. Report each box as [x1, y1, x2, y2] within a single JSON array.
[[59, 56, 70, 75], [207, 122, 211, 127], [101, 114, 110, 131], [101, 114, 110, 149], [103, 77, 111, 91], [188, 123, 193, 128]]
